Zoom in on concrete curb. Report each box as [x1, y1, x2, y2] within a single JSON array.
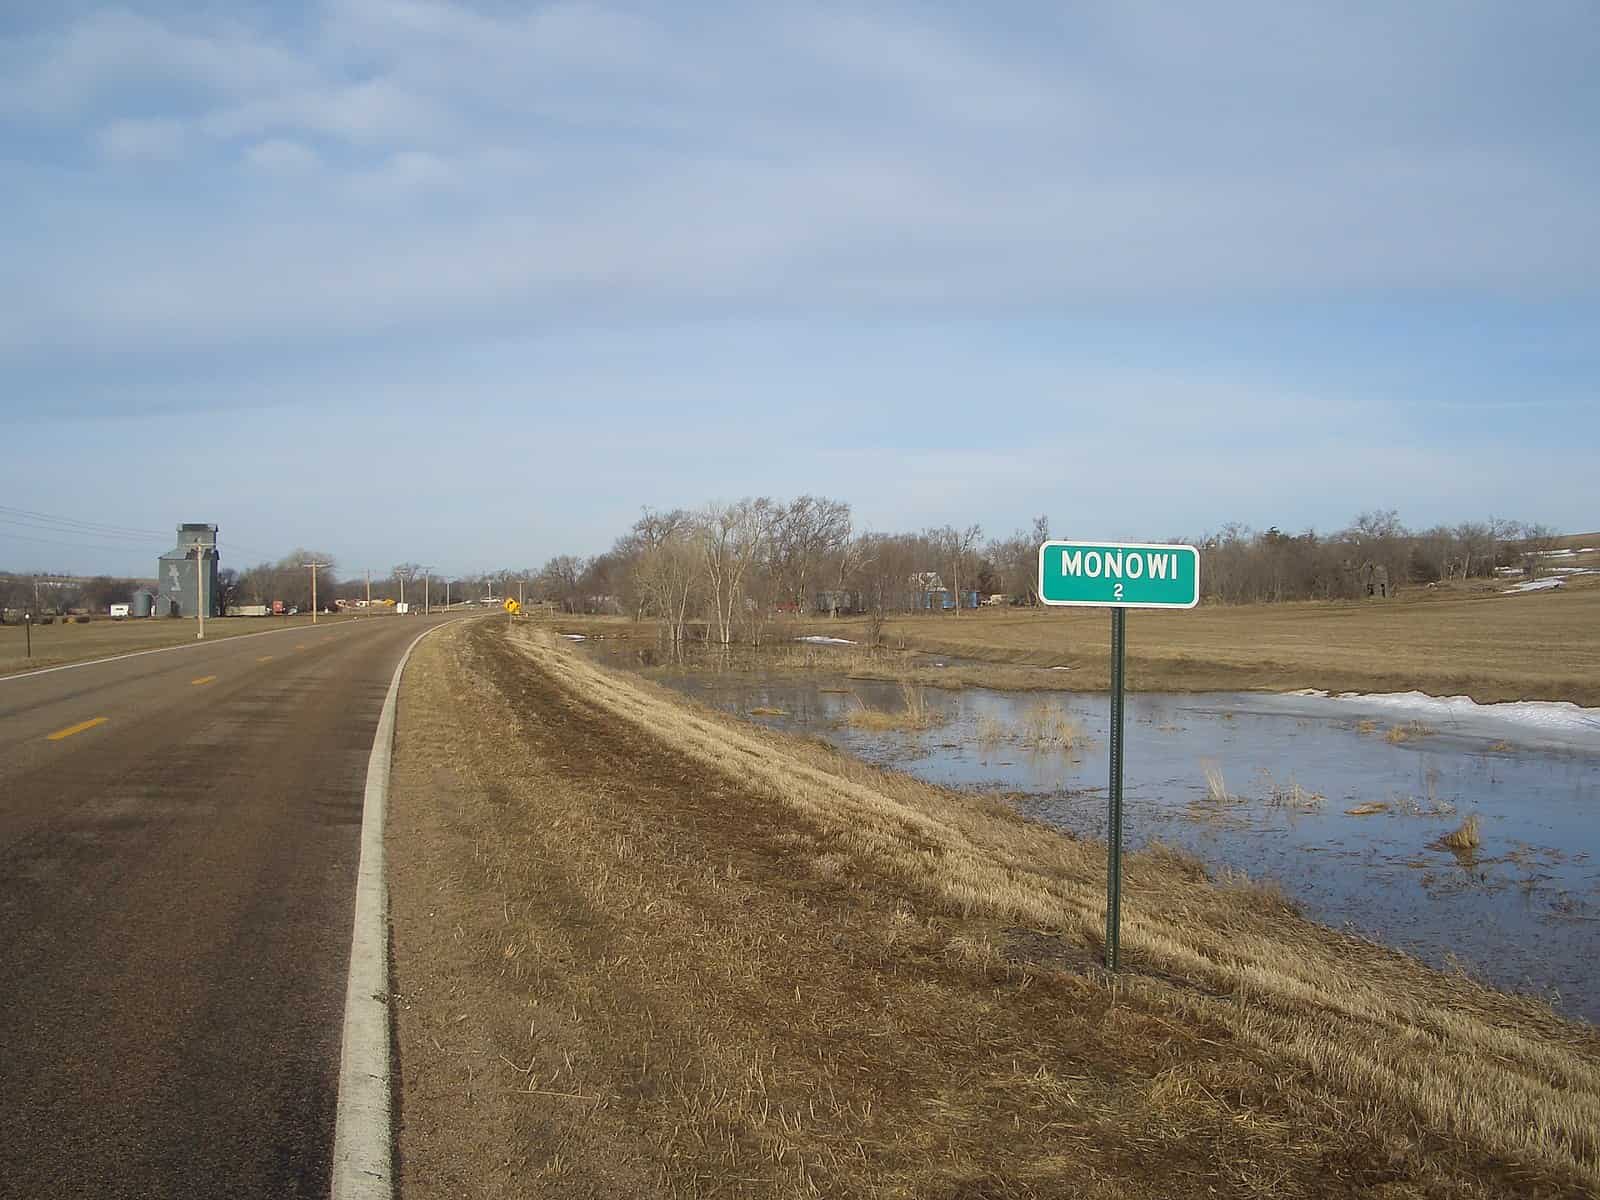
[[332, 622, 443, 1199]]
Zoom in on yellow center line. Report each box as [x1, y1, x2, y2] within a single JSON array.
[[47, 717, 108, 741], [257, 655, 274, 663], [294, 644, 307, 650], [191, 675, 217, 686]]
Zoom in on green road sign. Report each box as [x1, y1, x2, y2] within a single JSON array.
[[1037, 540, 1199, 609]]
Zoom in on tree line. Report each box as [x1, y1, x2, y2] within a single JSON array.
[[2, 508, 1563, 626], [508, 501, 1565, 644]]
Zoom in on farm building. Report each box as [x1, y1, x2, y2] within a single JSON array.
[[155, 524, 220, 618]]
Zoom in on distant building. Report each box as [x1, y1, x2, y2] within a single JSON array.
[[156, 524, 220, 618]]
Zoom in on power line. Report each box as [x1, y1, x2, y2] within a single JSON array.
[[0, 505, 174, 541]]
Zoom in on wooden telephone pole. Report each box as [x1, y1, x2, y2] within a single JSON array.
[[302, 561, 328, 624], [196, 535, 215, 640]]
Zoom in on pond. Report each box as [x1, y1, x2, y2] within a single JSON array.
[[575, 639, 1600, 1023]]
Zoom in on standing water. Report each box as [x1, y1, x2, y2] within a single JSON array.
[[578, 642, 1600, 1022]]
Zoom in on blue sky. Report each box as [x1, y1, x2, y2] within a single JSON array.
[[2, 1, 1597, 578]]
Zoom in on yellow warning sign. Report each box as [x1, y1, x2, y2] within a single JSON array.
[[503, 598, 521, 614]]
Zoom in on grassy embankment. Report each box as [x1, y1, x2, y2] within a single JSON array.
[[557, 577, 1600, 706], [0, 611, 386, 675], [387, 620, 1600, 1198]]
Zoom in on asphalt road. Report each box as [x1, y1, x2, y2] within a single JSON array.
[[0, 614, 455, 1199]]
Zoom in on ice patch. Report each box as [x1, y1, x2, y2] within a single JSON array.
[[795, 635, 855, 645], [1287, 688, 1600, 746]]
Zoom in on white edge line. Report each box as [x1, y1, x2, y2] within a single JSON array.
[[0, 617, 371, 683], [332, 620, 449, 1199]]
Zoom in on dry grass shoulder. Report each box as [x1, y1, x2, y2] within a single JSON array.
[[0, 611, 375, 675], [388, 621, 1600, 1198]]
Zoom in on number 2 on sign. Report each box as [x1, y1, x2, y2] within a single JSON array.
[[1113, 583, 1124, 601]]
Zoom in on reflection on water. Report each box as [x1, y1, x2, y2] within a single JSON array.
[[578, 638, 1600, 1023]]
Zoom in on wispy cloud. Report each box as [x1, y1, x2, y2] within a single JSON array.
[[4, 3, 1597, 357], [1, 2, 1596, 566]]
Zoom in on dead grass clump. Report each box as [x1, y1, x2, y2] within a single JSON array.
[[1442, 814, 1483, 851], [843, 679, 941, 732], [1017, 700, 1084, 752], [1345, 801, 1389, 816], [1356, 718, 1379, 735], [1385, 721, 1436, 744], [1265, 775, 1325, 809], [1393, 793, 1457, 818], [1200, 760, 1239, 804], [748, 706, 787, 717], [974, 713, 1008, 750]]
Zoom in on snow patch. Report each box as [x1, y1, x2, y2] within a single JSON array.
[[562, 633, 587, 640], [1288, 689, 1600, 744], [1503, 578, 1565, 593], [795, 635, 855, 645]]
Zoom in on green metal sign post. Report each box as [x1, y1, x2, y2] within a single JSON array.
[[1037, 541, 1199, 970]]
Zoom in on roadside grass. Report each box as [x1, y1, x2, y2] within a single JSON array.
[[0, 611, 375, 675], [388, 622, 1600, 1197]]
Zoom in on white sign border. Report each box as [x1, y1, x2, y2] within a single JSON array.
[[1036, 539, 1201, 610]]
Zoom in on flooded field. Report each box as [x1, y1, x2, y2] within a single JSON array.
[[577, 638, 1600, 1022]]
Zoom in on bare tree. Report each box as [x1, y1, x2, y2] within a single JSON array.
[[928, 523, 983, 614], [770, 496, 852, 613], [1519, 523, 1560, 577], [537, 554, 590, 612], [637, 531, 701, 644], [700, 498, 774, 645]]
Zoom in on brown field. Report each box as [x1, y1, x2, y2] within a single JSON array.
[[387, 620, 1600, 1198], [0, 611, 384, 675], [816, 580, 1600, 705], [549, 578, 1600, 706]]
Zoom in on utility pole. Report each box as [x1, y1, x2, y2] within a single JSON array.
[[196, 535, 214, 640], [445, 578, 451, 610], [302, 561, 328, 625], [419, 567, 433, 616], [365, 568, 371, 607], [398, 571, 406, 612]]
